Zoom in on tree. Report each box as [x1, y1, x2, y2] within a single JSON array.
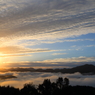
[[21, 82, 38, 95], [38, 79, 52, 95], [56, 77, 63, 89], [64, 77, 69, 86]]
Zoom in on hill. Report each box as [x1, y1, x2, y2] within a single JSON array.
[[6, 64, 95, 75]]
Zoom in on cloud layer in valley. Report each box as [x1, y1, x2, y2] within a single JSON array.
[[0, 72, 95, 88]]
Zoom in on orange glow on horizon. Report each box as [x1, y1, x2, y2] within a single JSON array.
[[0, 54, 8, 68], [0, 53, 3, 66]]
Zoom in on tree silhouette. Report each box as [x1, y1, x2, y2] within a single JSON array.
[[0, 77, 94, 95], [64, 77, 69, 87], [21, 82, 38, 95], [38, 79, 52, 95], [56, 77, 63, 89], [0, 86, 20, 95]]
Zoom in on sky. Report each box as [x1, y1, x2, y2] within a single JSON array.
[[0, 0, 95, 68]]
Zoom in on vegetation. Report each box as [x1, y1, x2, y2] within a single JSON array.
[[0, 77, 95, 95]]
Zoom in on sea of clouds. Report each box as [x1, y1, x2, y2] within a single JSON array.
[[0, 72, 95, 89]]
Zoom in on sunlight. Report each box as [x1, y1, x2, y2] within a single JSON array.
[[0, 53, 6, 68], [0, 58, 3, 68], [0, 53, 3, 62]]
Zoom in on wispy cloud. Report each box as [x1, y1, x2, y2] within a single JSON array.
[[2, 56, 95, 68], [0, 0, 95, 42], [0, 46, 56, 55], [86, 45, 95, 47], [42, 56, 95, 63], [52, 53, 67, 55], [0, 54, 32, 57]]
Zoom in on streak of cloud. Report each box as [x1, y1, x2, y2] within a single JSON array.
[[42, 56, 95, 63], [0, 46, 56, 55], [0, 0, 95, 41], [2, 56, 95, 68], [52, 53, 67, 55], [0, 54, 32, 57]]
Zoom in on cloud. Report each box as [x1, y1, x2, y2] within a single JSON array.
[[86, 45, 95, 47], [71, 45, 77, 47], [0, 0, 95, 43], [42, 56, 95, 63], [52, 53, 67, 55], [0, 0, 95, 65], [71, 44, 95, 51], [0, 54, 32, 57], [17, 38, 95, 47], [1, 72, 95, 88], [2, 56, 95, 68], [0, 46, 56, 55]]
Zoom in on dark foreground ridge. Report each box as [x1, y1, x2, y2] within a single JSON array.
[[0, 77, 95, 95]]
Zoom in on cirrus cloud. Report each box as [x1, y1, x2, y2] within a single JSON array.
[[0, 46, 57, 56], [0, 0, 95, 41]]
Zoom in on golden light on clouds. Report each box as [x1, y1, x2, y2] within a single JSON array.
[[0, 0, 94, 68], [0, 57, 2, 63], [0, 56, 4, 67]]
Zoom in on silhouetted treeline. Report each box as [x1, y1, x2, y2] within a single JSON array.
[[0, 77, 95, 95]]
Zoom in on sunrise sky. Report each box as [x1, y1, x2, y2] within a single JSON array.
[[0, 0, 95, 68]]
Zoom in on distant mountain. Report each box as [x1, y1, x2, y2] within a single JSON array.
[[49, 64, 95, 74], [68, 64, 95, 74], [35, 64, 95, 74]]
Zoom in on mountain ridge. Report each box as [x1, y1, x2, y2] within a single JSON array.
[[0, 64, 95, 75]]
